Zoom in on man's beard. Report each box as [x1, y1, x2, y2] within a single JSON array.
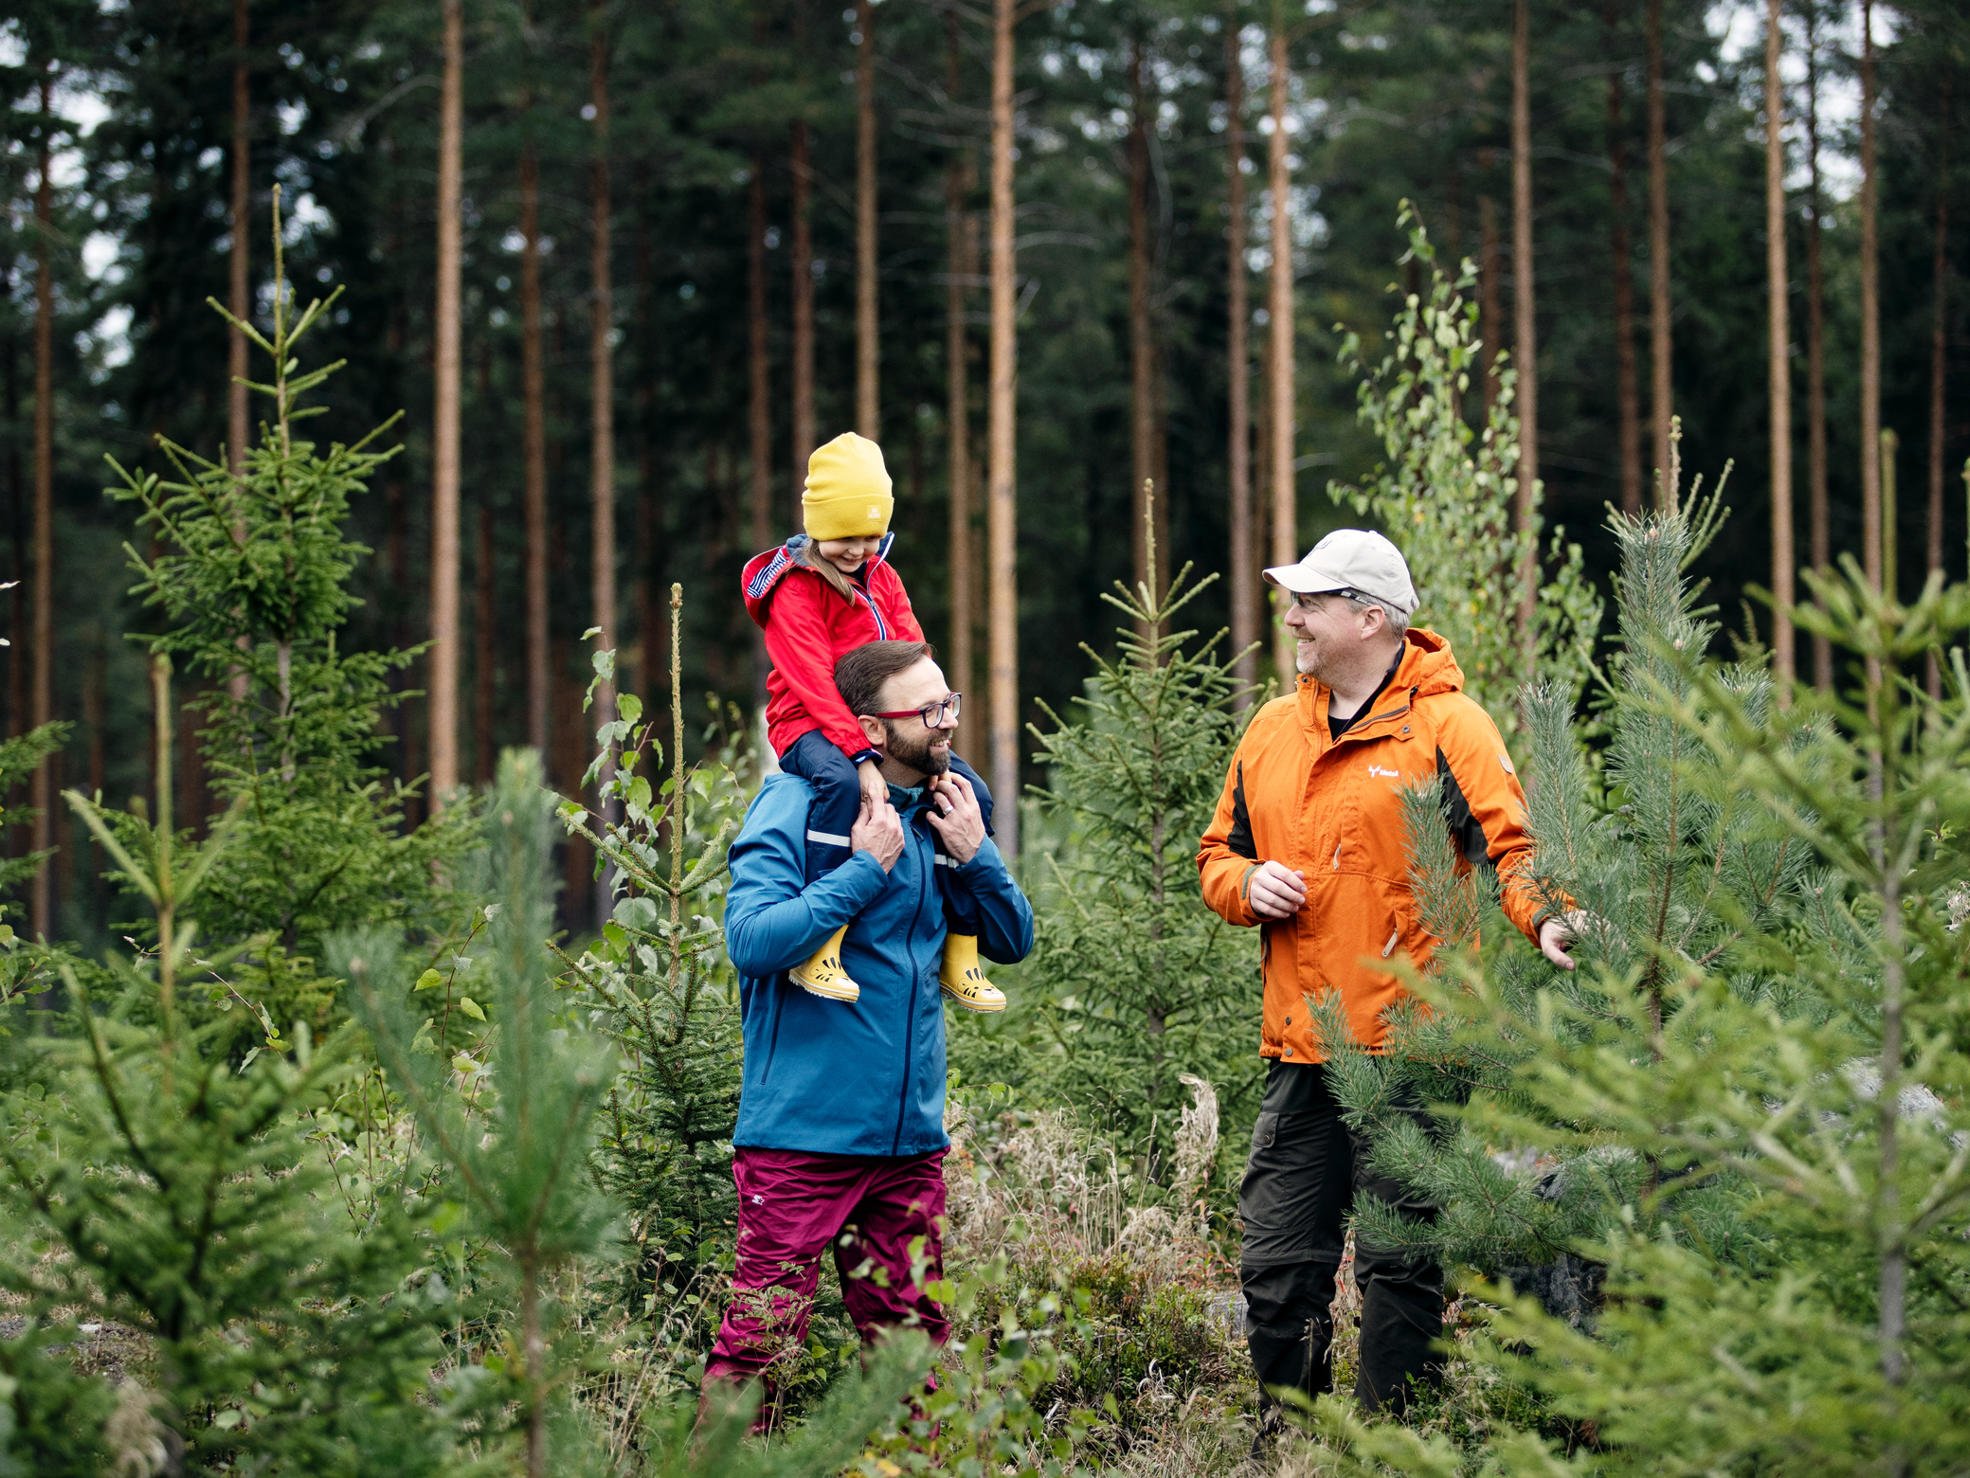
[[882, 720, 952, 779]]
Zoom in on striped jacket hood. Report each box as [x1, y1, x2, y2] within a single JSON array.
[[741, 532, 897, 627]]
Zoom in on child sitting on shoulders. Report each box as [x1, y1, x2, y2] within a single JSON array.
[[740, 430, 1004, 1013]]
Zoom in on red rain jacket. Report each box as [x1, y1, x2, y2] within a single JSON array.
[[742, 534, 925, 762]]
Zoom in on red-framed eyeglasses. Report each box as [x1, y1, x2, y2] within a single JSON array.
[[869, 692, 962, 728]]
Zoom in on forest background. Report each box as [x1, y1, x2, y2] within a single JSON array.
[[6, 0, 1968, 941], [4, 2, 1970, 1473]]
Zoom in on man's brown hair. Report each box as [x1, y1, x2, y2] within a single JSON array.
[[835, 640, 935, 718]]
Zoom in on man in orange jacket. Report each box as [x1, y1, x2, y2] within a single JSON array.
[[1197, 528, 1580, 1426]]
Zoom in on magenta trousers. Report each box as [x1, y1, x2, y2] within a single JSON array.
[[702, 1145, 950, 1428]]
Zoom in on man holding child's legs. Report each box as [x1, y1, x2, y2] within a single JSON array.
[[701, 640, 1034, 1433]]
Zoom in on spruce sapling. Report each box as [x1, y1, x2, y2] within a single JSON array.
[[0, 720, 70, 1003], [105, 187, 471, 1051], [1019, 504, 1262, 1183], [0, 658, 452, 1474]]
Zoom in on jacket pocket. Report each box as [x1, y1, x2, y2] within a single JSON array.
[[1250, 1111, 1278, 1153]]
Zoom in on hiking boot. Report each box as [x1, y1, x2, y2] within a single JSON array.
[[939, 933, 1006, 1012], [791, 925, 860, 1003]]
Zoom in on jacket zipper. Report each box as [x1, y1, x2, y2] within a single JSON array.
[[892, 813, 933, 1154], [1330, 690, 1415, 743], [851, 581, 891, 640], [1316, 688, 1417, 876]]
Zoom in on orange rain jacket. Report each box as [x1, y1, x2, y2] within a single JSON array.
[[1197, 628, 1551, 1063]]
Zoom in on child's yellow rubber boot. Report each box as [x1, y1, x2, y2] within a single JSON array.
[[939, 933, 1006, 1012], [790, 924, 860, 1003]]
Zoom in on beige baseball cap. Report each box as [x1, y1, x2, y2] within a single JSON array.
[[1262, 528, 1419, 616]]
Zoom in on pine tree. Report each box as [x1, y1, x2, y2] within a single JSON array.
[[429, 0, 464, 802], [0, 659, 453, 1475], [1307, 491, 1818, 1305], [338, 748, 618, 1478], [1013, 522, 1261, 1180], [987, 0, 1021, 857], [105, 190, 472, 1050], [1330, 208, 1602, 730], [1302, 509, 1970, 1475], [1509, 0, 1539, 653], [1264, 11, 1295, 683], [559, 588, 750, 1319]]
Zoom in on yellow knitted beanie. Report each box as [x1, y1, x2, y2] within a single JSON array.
[[801, 432, 894, 540]]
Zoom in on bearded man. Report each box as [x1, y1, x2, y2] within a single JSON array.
[[701, 639, 1034, 1432], [1198, 528, 1581, 1426]]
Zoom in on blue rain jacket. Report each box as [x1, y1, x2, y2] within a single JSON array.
[[726, 773, 1035, 1157]]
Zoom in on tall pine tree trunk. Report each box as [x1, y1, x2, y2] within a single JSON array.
[[520, 123, 550, 759], [83, 640, 103, 803], [1925, 84, 1949, 697], [228, 0, 250, 476], [1805, 11, 1830, 689], [429, 0, 464, 804], [589, 8, 617, 670], [588, 3, 618, 929], [29, 69, 56, 938], [5, 281, 24, 751], [791, 112, 815, 508], [1511, 0, 1538, 656], [1604, 2, 1642, 515], [474, 499, 496, 783], [1479, 185, 1501, 422], [1646, 0, 1673, 502], [747, 157, 772, 553], [1266, 18, 1295, 681], [856, 0, 878, 440], [987, 0, 1019, 859], [1764, 0, 1794, 684], [384, 239, 418, 803], [946, 13, 976, 699], [634, 192, 659, 700], [1226, 7, 1256, 685], [1254, 298, 1272, 584], [747, 147, 773, 702], [223, 0, 252, 716], [1128, 36, 1162, 614], [1859, 0, 1881, 593]]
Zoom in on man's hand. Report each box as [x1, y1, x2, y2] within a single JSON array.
[[851, 788, 905, 873], [1246, 860, 1307, 920], [925, 771, 986, 864], [1537, 908, 1591, 971]]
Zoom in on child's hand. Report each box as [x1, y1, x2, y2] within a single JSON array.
[[857, 759, 887, 805]]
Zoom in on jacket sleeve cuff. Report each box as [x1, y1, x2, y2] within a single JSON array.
[[952, 836, 1006, 876], [846, 746, 882, 767]]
